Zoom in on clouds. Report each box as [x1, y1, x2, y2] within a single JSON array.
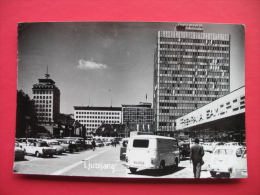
[[77, 59, 107, 70]]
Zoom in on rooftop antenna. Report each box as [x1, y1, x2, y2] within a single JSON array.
[[146, 94, 147, 102], [110, 98, 113, 107], [45, 66, 50, 78]]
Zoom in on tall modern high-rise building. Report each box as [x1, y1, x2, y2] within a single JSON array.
[[153, 23, 230, 132], [32, 72, 60, 123]]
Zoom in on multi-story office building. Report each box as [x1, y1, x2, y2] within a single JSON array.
[[32, 73, 60, 123], [74, 106, 122, 132], [122, 102, 153, 132], [153, 23, 230, 132]]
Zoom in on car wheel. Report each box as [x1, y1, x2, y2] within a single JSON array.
[[35, 151, 40, 158], [173, 158, 179, 169], [130, 168, 137, 173], [159, 161, 166, 171], [210, 171, 217, 177], [49, 154, 53, 158]]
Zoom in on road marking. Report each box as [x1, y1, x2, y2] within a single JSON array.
[[51, 148, 111, 175]]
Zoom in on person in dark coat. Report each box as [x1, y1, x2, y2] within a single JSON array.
[[190, 138, 204, 178], [91, 140, 96, 151]]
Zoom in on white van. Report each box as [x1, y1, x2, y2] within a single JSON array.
[[125, 135, 179, 173]]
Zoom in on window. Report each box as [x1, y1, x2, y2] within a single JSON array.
[[133, 139, 149, 148], [214, 149, 233, 155]]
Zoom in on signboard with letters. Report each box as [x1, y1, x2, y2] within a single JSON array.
[[176, 86, 245, 130]]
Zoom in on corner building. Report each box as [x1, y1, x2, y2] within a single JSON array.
[[153, 23, 230, 132], [32, 74, 60, 123]]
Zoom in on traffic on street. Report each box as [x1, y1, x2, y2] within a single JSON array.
[[14, 137, 247, 179]]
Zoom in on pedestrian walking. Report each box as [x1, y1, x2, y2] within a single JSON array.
[[190, 138, 204, 178], [91, 140, 96, 151]]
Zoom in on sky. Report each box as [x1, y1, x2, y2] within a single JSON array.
[[17, 22, 245, 114]]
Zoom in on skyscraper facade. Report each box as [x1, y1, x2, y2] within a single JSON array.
[[32, 73, 60, 123], [153, 23, 230, 132]]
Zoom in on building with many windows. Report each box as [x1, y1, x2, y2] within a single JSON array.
[[122, 102, 153, 132], [32, 73, 60, 123], [153, 23, 230, 132], [74, 106, 122, 133]]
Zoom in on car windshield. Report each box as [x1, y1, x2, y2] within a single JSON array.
[[133, 139, 149, 148], [49, 142, 59, 145], [242, 150, 247, 158], [214, 149, 233, 155], [37, 142, 49, 147]]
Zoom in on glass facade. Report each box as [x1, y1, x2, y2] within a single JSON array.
[[153, 24, 230, 132], [122, 103, 153, 132]]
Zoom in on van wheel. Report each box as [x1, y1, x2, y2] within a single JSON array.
[[210, 171, 217, 177], [173, 158, 179, 169], [159, 161, 165, 170], [130, 168, 137, 173]]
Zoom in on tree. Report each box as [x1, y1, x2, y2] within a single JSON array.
[[16, 90, 38, 138]]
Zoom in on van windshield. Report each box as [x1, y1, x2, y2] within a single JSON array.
[[133, 139, 149, 148]]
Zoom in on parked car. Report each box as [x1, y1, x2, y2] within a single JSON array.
[[224, 142, 241, 146], [120, 138, 129, 161], [203, 142, 213, 152], [14, 142, 25, 160], [208, 145, 245, 177], [75, 140, 85, 151], [44, 140, 65, 154], [179, 142, 190, 160], [230, 149, 247, 178], [22, 141, 56, 158], [85, 140, 93, 149], [104, 139, 112, 146], [57, 139, 77, 153], [16, 138, 38, 147], [95, 140, 105, 147]]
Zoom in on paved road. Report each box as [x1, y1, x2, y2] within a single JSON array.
[[13, 146, 228, 178]]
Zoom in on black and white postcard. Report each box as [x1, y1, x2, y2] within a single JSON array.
[[14, 22, 246, 179]]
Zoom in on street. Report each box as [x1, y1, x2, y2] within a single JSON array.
[[14, 145, 228, 178]]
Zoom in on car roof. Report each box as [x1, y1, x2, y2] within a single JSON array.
[[44, 139, 58, 142], [130, 135, 177, 140], [214, 145, 244, 150]]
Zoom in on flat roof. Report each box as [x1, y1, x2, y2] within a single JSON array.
[[122, 102, 152, 108], [130, 135, 176, 140], [74, 106, 122, 111]]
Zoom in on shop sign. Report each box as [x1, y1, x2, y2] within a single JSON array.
[[176, 87, 245, 130]]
